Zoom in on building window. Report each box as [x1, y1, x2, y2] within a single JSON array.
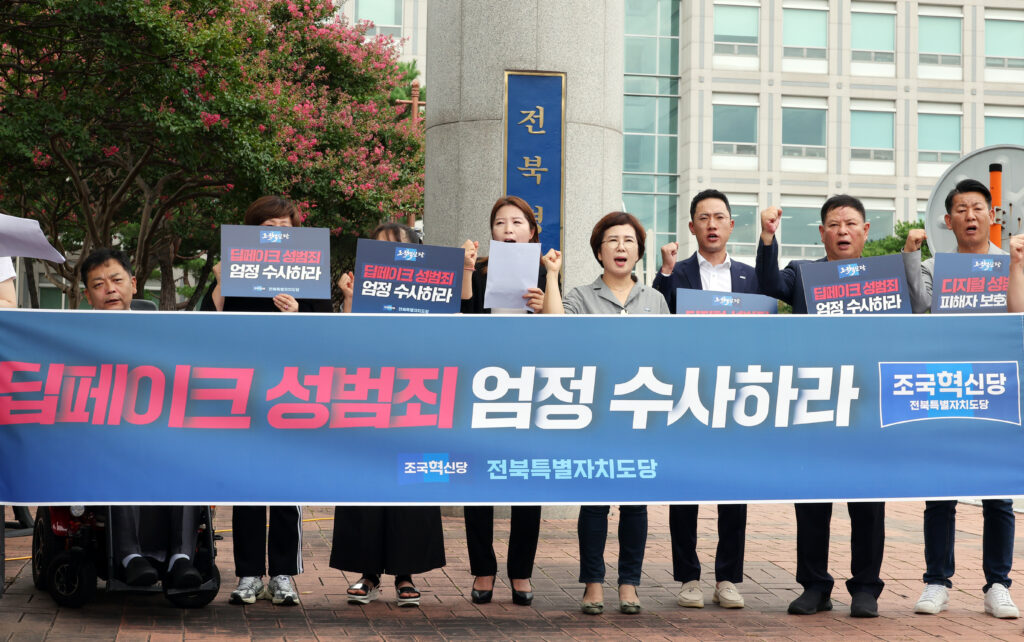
[[850, 105, 894, 161], [985, 13, 1024, 71], [782, 6, 827, 61], [985, 107, 1024, 146], [714, 3, 759, 57], [851, 4, 895, 64], [625, 0, 680, 75], [356, 0, 402, 38], [623, 192, 677, 259], [918, 9, 961, 67], [782, 101, 826, 159], [917, 108, 961, 164], [624, 0, 680, 284], [725, 195, 758, 259], [624, 95, 678, 174], [712, 97, 758, 156], [778, 196, 824, 259], [863, 199, 896, 239]]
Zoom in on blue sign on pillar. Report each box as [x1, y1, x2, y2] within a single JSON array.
[[504, 71, 566, 254]]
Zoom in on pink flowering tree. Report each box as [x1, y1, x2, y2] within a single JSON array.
[[0, 0, 423, 309]]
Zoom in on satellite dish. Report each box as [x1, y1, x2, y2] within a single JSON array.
[[925, 144, 1024, 254]]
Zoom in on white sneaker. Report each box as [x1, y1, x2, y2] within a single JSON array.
[[914, 584, 949, 614], [984, 583, 1019, 619], [677, 580, 704, 608], [713, 581, 744, 608], [229, 576, 266, 605], [268, 575, 299, 606]]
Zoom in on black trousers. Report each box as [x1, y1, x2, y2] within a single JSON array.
[[464, 505, 541, 580], [669, 504, 747, 584], [795, 502, 885, 597], [112, 505, 199, 565], [232, 506, 303, 578]]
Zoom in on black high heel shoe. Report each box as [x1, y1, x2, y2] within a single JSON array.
[[470, 576, 494, 604], [511, 588, 533, 606], [511, 580, 533, 606]]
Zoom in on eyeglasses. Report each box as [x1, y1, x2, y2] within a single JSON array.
[[693, 213, 730, 223], [602, 237, 637, 248]]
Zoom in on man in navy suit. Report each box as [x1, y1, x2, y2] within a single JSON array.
[[755, 195, 884, 619], [653, 189, 759, 311], [652, 189, 757, 611]]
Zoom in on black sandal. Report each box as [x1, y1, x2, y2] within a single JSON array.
[[395, 576, 421, 607], [347, 575, 380, 605]]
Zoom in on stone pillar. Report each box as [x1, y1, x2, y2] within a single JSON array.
[[425, 0, 624, 291]]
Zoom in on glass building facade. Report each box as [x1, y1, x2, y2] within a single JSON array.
[[348, 0, 1024, 283]]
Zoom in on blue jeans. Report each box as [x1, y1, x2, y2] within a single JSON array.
[[923, 499, 1014, 591], [577, 505, 647, 586]]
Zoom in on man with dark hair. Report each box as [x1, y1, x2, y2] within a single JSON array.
[[755, 196, 885, 618], [81, 248, 203, 590], [652, 189, 756, 610], [654, 189, 758, 313], [80, 248, 137, 310], [902, 179, 1019, 619]]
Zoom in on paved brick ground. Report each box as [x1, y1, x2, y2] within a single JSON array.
[[2, 501, 1023, 640]]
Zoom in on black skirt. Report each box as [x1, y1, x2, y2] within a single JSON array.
[[330, 506, 446, 576]]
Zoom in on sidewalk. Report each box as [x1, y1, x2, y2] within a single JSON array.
[[2, 501, 1022, 640]]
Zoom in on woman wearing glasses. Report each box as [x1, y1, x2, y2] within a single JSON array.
[[541, 211, 668, 615]]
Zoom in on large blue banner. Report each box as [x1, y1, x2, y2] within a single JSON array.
[[504, 72, 565, 254], [1, 311, 1023, 504]]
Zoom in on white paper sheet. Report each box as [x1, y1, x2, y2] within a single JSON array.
[[482, 241, 541, 311], [0, 212, 65, 263]]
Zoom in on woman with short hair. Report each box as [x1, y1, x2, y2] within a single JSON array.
[[541, 211, 668, 615], [201, 196, 331, 606]]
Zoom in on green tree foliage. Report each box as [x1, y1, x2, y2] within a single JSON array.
[[390, 60, 424, 103], [0, 0, 423, 309], [862, 220, 931, 260]]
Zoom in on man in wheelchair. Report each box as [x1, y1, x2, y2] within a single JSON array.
[[82, 248, 203, 589]]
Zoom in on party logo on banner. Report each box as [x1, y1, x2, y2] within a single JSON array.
[[838, 263, 865, 278], [260, 229, 286, 243], [398, 453, 467, 484], [878, 361, 1021, 427]]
